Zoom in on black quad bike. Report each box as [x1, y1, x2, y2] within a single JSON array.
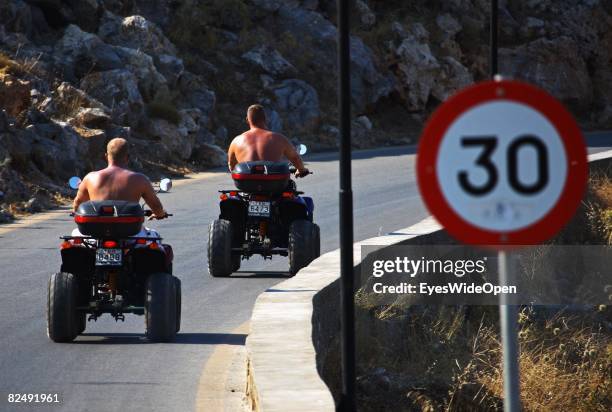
[[47, 179, 180, 343], [208, 161, 320, 277]]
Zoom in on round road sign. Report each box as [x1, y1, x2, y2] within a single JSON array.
[[417, 79, 587, 246]]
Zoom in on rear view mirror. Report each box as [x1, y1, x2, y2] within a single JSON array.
[[159, 178, 172, 193], [68, 176, 82, 190], [298, 144, 308, 156]]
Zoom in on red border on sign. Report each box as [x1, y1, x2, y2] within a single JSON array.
[[416, 80, 588, 247]]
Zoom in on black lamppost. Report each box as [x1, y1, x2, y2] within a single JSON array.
[[337, 0, 356, 411]]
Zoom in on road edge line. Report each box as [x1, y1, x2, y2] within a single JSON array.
[[196, 321, 250, 412]]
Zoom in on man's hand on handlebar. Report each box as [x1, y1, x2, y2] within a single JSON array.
[[146, 210, 172, 220], [294, 168, 311, 178]]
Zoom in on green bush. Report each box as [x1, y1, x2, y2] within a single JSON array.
[[146, 101, 181, 125], [168, 0, 250, 50]]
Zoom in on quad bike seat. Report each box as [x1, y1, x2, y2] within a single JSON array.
[[75, 200, 145, 238], [232, 161, 290, 194]]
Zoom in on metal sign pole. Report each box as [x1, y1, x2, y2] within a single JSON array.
[[498, 251, 521, 412], [337, 0, 356, 411], [491, 1, 520, 410]]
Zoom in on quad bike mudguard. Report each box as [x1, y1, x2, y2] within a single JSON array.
[[61, 240, 172, 275], [219, 194, 312, 225]]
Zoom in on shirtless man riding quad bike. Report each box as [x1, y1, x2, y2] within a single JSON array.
[[47, 138, 179, 343], [207, 104, 319, 277]]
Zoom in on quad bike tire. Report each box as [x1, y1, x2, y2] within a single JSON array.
[[145, 273, 177, 342], [174, 276, 181, 333], [208, 219, 234, 277], [232, 254, 241, 272], [289, 220, 317, 275], [47, 272, 79, 342], [77, 313, 86, 335]]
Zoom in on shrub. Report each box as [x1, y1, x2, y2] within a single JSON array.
[[146, 101, 181, 125], [0, 52, 24, 76], [168, 0, 250, 51]]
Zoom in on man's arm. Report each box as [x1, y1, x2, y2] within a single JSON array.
[[72, 174, 90, 212], [228, 140, 238, 171], [281, 136, 308, 176], [140, 176, 166, 218]]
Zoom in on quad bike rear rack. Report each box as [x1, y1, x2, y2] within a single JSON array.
[[60, 235, 163, 241], [233, 247, 288, 258], [218, 189, 305, 195]]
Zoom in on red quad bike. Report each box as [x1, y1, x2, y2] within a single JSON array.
[[208, 161, 320, 277], [47, 178, 181, 343]]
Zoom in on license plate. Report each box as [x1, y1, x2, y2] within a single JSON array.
[[248, 201, 271, 217], [95, 248, 123, 266]]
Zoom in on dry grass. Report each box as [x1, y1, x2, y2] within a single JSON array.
[[585, 174, 612, 244], [351, 176, 612, 411], [0, 51, 45, 78], [591, 176, 612, 207], [352, 304, 611, 411], [0, 52, 24, 75], [53, 94, 84, 120], [446, 309, 611, 411]]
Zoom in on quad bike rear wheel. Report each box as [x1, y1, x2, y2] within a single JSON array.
[[77, 313, 86, 335], [289, 220, 317, 275], [47, 272, 79, 342], [208, 219, 234, 277], [145, 273, 177, 342], [232, 254, 241, 272]]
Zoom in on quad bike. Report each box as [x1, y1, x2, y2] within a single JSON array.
[[208, 160, 320, 277], [47, 178, 181, 343]]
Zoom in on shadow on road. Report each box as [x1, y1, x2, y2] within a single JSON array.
[[306, 145, 417, 163], [266, 288, 319, 292], [72, 381, 160, 386], [229, 271, 290, 279], [74, 332, 247, 345]]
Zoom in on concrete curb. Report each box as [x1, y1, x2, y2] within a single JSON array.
[[245, 217, 441, 411], [588, 149, 612, 162], [245, 149, 612, 411]]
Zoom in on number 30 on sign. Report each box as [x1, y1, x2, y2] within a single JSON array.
[[417, 79, 587, 247]]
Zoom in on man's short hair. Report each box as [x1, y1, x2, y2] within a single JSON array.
[[247, 104, 266, 125], [106, 137, 129, 160]]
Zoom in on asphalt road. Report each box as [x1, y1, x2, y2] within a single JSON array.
[[0, 135, 610, 412]]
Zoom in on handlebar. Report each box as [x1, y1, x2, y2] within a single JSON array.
[[144, 210, 173, 218], [289, 167, 312, 177], [69, 211, 172, 218]]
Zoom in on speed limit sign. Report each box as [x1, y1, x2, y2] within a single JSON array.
[[417, 79, 587, 246]]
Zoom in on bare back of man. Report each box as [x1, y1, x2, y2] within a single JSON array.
[[82, 167, 149, 203], [231, 129, 287, 163], [227, 104, 308, 177], [73, 138, 166, 219]]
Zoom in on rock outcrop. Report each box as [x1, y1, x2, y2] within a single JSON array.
[[0, 1, 225, 216], [269, 79, 320, 133], [0, 0, 611, 217]]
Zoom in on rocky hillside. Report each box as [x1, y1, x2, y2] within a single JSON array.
[[1, 0, 611, 220]]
